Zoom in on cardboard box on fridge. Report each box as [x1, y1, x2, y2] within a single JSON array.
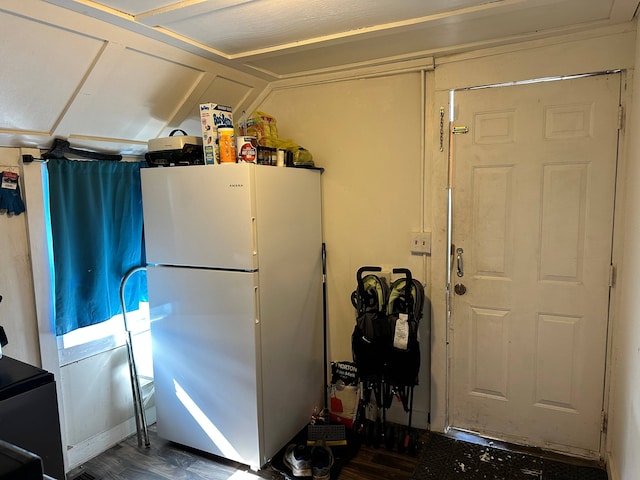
[[200, 103, 234, 164]]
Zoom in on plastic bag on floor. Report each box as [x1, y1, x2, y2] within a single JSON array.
[[329, 362, 360, 428]]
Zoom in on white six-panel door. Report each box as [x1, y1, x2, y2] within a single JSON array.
[[450, 73, 620, 456]]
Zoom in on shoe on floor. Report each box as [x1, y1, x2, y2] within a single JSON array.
[[310, 441, 334, 480], [283, 443, 312, 477]]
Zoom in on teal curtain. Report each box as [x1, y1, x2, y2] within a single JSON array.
[[48, 159, 147, 336]]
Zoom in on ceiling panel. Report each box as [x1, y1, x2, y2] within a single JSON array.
[[244, 0, 617, 76], [55, 46, 204, 142], [196, 76, 254, 113], [158, 0, 493, 54], [98, 0, 177, 15], [156, 75, 256, 139], [0, 10, 105, 133]]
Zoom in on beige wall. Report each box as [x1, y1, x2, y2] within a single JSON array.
[[0, 149, 39, 365], [259, 71, 433, 426], [260, 72, 429, 360]]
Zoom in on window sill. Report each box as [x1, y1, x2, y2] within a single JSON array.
[[57, 305, 150, 367]]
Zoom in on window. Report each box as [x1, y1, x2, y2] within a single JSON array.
[[47, 158, 148, 363]]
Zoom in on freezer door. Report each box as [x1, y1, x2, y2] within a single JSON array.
[[141, 164, 257, 270], [148, 266, 264, 468]]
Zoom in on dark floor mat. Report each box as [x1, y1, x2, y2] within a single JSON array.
[[270, 425, 361, 480], [412, 433, 608, 480]]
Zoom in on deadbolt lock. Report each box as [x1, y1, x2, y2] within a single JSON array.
[[454, 283, 467, 295]]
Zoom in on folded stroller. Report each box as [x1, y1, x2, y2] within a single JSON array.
[[350, 266, 389, 447], [350, 266, 425, 454], [386, 268, 424, 453]]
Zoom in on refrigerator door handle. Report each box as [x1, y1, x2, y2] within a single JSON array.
[[251, 217, 257, 256], [254, 286, 260, 324]]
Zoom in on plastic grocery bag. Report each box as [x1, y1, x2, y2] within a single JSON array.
[[239, 111, 278, 146]]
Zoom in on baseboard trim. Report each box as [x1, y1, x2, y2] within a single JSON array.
[[66, 408, 156, 471]]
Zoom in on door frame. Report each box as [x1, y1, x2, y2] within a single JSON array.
[[433, 70, 628, 459]]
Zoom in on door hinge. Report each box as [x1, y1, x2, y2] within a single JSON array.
[[618, 105, 624, 130], [609, 264, 616, 287], [601, 410, 608, 433]]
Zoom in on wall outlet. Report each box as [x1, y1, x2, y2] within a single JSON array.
[[410, 232, 431, 254]]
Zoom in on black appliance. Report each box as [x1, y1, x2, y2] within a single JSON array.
[[0, 356, 65, 479]]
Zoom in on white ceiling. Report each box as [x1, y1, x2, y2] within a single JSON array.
[[46, 0, 640, 80]]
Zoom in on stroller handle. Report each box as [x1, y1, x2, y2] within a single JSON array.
[[392, 267, 412, 280], [357, 266, 382, 277], [357, 265, 382, 289]]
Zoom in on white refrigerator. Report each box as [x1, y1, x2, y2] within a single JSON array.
[[140, 163, 324, 470]]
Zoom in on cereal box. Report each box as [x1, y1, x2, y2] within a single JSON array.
[[200, 103, 234, 164]]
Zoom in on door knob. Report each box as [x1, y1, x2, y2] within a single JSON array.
[[454, 283, 467, 295]]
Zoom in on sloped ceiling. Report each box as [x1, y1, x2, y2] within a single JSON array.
[[0, 0, 637, 156], [45, 0, 640, 78]]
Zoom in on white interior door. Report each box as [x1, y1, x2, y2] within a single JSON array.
[[449, 73, 620, 456]]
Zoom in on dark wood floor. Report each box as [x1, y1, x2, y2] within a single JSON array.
[[339, 442, 421, 480], [66, 423, 423, 480], [66, 423, 609, 480]]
